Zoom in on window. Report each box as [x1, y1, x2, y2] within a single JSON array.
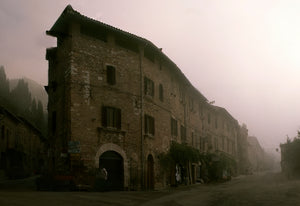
[[171, 118, 178, 136], [159, 84, 164, 102], [180, 125, 186, 142], [102, 106, 121, 129], [145, 114, 155, 136], [208, 113, 211, 124], [144, 77, 154, 97], [215, 118, 218, 129], [107, 65, 116, 85]]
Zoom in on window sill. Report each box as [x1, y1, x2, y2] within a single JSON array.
[[144, 134, 154, 139], [97, 127, 126, 135]]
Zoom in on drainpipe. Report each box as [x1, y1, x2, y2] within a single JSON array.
[[139, 44, 145, 190]]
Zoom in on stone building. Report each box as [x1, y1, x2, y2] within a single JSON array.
[[247, 136, 265, 172], [46, 5, 244, 190], [0, 105, 46, 179], [237, 124, 250, 174]]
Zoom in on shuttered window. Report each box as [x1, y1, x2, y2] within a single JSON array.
[[145, 114, 155, 136], [144, 77, 154, 97], [102, 106, 121, 129]]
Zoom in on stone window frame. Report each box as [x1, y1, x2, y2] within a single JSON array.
[[144, 114, 155, 136], [144, 76, 154, 97], [102, 106, 121, 130]]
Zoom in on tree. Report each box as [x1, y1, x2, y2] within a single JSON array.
[[10, 79, 32, 116], [281, 131, 300, 178], [0, 66, 10, 101]]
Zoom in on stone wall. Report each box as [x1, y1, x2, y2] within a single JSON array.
[[0, 106, 46, 178], [47, 5, 245, 190]]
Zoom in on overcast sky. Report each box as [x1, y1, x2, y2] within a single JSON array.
[[1, 0, 300, 150]]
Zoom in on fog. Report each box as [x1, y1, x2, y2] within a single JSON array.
[[0, 0, 299, 150]]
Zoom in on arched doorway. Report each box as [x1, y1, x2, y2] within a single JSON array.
[[99, 151, 124, 190], [146, 154, 154, 190]]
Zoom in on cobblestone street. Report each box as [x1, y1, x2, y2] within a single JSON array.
[[1, 172, 300, 206]]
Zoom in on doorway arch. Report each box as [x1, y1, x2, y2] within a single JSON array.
[[146, 154, 154, 190], [95, 143, 128, 188], [99, 151, 124, 190]]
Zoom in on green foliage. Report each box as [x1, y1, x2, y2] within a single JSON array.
[[169, 141, 200, 164], [158, 152, 174, 172], [282, 132, 300, 176], [159, 141, 201, 170], [0, 66, 10, 99]]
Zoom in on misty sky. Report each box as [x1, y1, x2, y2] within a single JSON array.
[[1, 0, 299, 150]]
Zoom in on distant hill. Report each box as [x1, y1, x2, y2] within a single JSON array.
[[10, 78, 48, 112]]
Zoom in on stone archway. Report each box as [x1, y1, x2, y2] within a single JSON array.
[[95, 143, 128, 188], [99, 151, 124, 190]]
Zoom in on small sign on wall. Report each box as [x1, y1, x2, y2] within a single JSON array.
[[68, 141, 81, 154]]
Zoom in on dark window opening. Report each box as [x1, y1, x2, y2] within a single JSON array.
[[145, 114, 155, 136], [171, 118, 178, 136], [107, 65, 116, 85], [144, 77, 154, 97], [208, 113, 211, 124], [102, 106, 121, 129], [159, 84, 164, 102]]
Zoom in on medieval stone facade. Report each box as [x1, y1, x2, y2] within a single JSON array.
[[46, 5, 246, 190], [0, 105, 46, 179]]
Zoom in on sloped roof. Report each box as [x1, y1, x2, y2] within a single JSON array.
[[213, 105, 238, 124], [47, 5, 207, 102], [0, 104, 44, 139]]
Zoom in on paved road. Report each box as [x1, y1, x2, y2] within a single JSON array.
[[142, 172, 300, 206], [0, 172, 299, 206]]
